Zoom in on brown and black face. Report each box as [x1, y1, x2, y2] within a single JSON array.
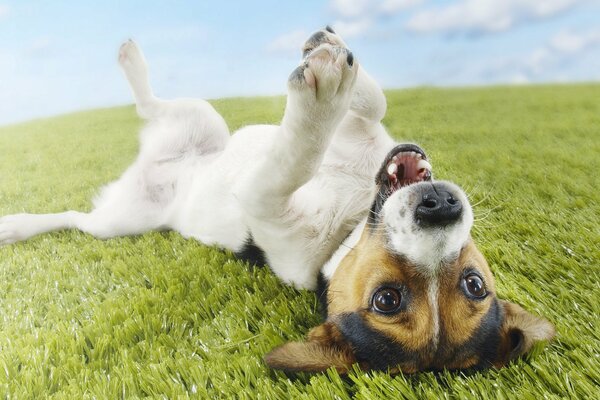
[[265, 144, 555, 374]]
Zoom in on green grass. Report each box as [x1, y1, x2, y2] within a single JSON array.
[[0, 84, 599, 398]]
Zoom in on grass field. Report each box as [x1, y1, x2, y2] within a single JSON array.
[[0, 84, 599, 398]]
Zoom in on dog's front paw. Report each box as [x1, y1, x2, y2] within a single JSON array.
[[302, 26, 347, 59], [288, 44, 357, 104]]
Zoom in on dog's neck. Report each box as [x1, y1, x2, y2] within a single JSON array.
[[321, 217, 367, 280]]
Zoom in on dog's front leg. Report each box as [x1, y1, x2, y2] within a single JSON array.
[[232, 45, 357, 289], [236, 45, 357, 217]]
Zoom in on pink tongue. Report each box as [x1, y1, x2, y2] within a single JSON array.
[[403, 156, 417, 179], [388, 154, 431, 187], [398, 155, 419, 184]]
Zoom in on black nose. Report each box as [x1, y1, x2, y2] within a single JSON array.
[[415, 184, 462, 226]]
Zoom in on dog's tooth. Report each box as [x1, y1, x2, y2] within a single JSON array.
[[392, 155, 398, 161], [387, 163, 398, 175], [417, 159, 432, 171]]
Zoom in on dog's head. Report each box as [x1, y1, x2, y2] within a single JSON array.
[[266, 144, 554, 373]]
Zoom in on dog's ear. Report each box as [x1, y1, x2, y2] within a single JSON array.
[[264, 322, 356, 373], [495, 300, 555, 366]]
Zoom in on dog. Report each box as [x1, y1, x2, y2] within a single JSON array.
[[0, 27, 554, 373]]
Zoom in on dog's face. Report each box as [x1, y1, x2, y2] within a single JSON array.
[[266, 144, 554, 373]]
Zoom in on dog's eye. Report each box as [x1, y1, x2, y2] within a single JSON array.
[[372, 287, 402, 314], [462, 273, 487, 299]]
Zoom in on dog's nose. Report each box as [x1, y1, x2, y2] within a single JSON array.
[[415, 184, 462, 226]]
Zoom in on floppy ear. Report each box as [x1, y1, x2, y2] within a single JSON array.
[[496, 300, 555, 366], [264, 322, 357, 373]]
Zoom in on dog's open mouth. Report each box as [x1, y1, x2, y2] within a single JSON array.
[[377, 144, 432, 193], [369, 144, 433, 223]]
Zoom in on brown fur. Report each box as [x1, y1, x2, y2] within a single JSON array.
[[437, 240, 496, 346], [494, 300, 556, 367], [328, 229, 438, 352], [264, 323, 357, 373], [265, 225, 555, 373]]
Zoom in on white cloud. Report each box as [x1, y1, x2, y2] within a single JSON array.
[[332, 18, 374, 38], [509, 73, 530, 84], [265, 20, 372, 56], [380, 0, 423, 14], [268, 0, 424, 54], [332, 0, 423, 16], [141, 26, 209, 45], [267, 29, 308, 54], [478, 28, 600, 83], [527, 29, 600, 75], [330, 0, 374, 18], [406, 0, 584, 35], [0, 5, 9, 18], [27, 37, 53, 56], [524, 48, 551, 75], [549, 29, 600, 53], [419, 26, 600, 87], [329, 0, 423, 38]]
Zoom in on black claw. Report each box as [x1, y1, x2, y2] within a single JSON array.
[[325, 25, 335, 34], [308, 31, 326, 46], [347, 51, 354, 67], [288, 64, 306, 85]]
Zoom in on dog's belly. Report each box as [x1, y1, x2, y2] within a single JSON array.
[[168, 125, 276, 250], [167, 122, 387, 288]]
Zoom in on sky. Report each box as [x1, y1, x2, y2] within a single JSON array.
[[1, 0, 600, 125]]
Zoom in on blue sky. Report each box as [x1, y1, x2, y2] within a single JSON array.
[[1, 0, 600, 125]]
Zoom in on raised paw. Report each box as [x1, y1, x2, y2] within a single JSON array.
[[288, 44, 357, 103], [302, 26, 347, 59]]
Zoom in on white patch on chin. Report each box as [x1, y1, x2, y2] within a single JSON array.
[[381, 181, 474, 275], [428, 276, 440, 350]]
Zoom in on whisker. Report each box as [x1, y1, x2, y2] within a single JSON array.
[[473, 205, 502, 221], [472, 220, 508, 230]]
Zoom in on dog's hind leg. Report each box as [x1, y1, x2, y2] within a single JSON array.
[[118, 39, 160, 120], [0, 159, 172, 246], [1, 41, 228, 246], [0, 166, 168, 245], [0, 212, 81, 245], [0, 207, 159, 245], [119, 39, 230, 154], [0, 212, 112, 245]]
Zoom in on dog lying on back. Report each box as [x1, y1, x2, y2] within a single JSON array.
[[0, 27, 554, 373]]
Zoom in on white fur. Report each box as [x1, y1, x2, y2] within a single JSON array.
[[0, 32, 395, 290], [427, 276, 440, 350], [381, 181, 474, 274], [321, 218, 367, 280]]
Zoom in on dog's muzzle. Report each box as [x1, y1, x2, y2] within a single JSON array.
[[415, 183, 463, 227]]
